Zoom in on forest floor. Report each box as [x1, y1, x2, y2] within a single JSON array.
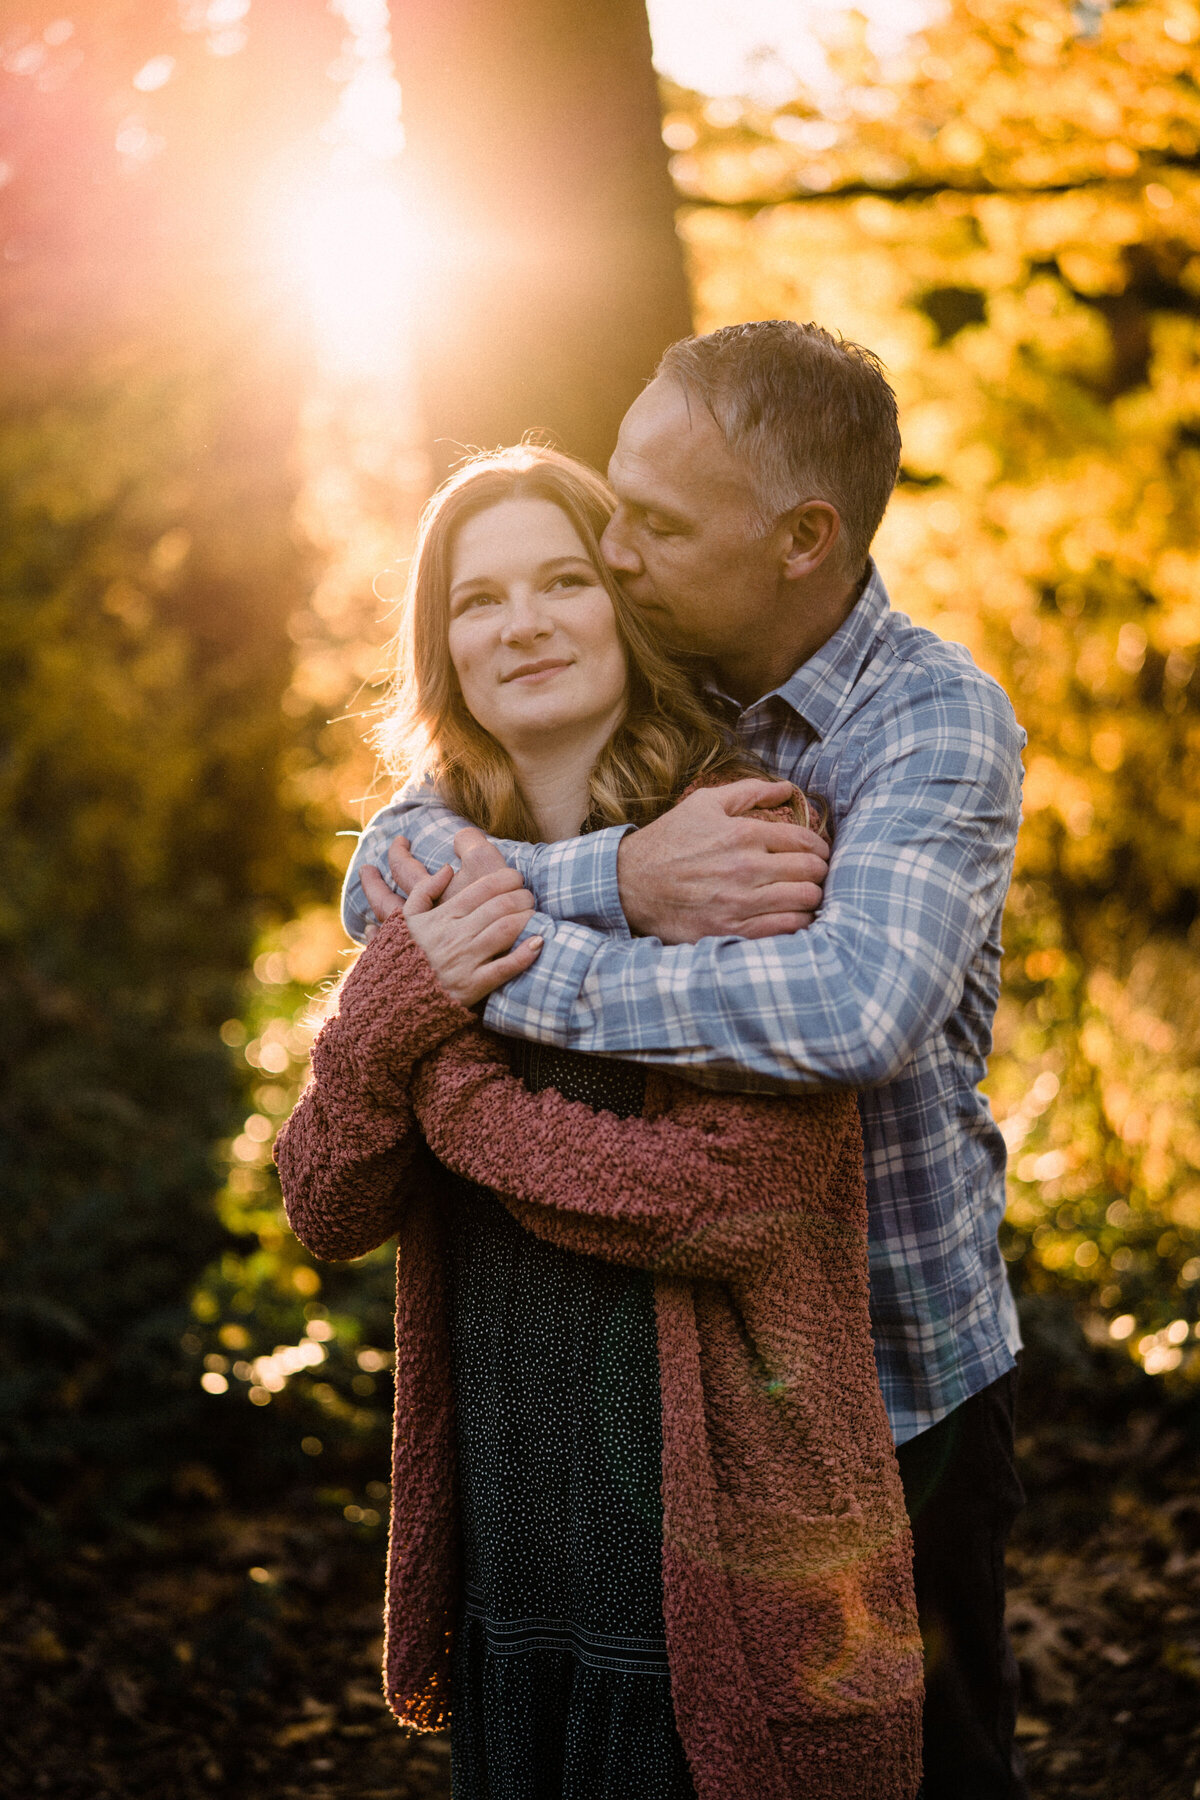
[[4, 1377, 1200, 1800]]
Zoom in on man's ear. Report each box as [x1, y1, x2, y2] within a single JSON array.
[[780, 500, 842, 580]]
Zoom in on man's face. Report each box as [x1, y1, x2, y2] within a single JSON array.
[[600, 377, 784, 662]]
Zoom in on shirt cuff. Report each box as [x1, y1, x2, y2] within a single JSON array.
[[482, 912, 602, 1043], [533, 824, 634, 936]]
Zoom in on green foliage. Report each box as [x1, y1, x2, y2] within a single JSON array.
[[0, 353, 325, 1527], [176, 921, 398, 1513], [667, 0, 1200, 1377]]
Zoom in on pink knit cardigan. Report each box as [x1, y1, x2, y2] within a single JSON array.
[[275, 913, 923, 1800]]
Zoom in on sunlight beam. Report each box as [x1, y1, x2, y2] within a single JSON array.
[[281, 177, 416, 376]]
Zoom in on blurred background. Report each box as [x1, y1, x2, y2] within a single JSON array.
[[2, 2, 1199, 1795]]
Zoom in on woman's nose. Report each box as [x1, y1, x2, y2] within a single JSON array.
[[599, 511, 643, 576], [500, 592, 551, 642]]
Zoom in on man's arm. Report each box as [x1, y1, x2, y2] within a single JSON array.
[[341, 783, 632, 945], [478, 673, 1025, 1093], [341, 777, 827, 945]]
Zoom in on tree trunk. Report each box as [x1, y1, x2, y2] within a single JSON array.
[[391, 0, 693, 478]]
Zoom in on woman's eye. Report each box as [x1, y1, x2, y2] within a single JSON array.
[[549, 573, 592, 592], [460, 592, 498, 610]]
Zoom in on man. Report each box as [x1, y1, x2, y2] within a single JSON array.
[[345, 320, 1028, 1799]]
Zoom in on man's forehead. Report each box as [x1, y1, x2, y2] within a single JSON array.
[[616, 376, 714, 453], [610, 378, 752, 506]]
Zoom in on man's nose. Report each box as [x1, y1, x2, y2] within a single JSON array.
[[599, 511, 643, 576]]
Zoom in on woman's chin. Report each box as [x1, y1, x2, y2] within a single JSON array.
[[493, 699, 625, 756], [494, 709, 587, 748]]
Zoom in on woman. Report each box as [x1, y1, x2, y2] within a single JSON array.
[[275, 447, 922, 1800]]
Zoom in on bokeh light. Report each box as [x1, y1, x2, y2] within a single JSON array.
[[646, 0, 940, 101]]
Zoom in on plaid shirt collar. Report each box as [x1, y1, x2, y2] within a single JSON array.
[[706, 561, 891, 741]]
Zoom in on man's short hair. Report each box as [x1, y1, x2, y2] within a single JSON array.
[[655, 320, 901, 577]]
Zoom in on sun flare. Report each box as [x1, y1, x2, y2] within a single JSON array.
[[266, 0, 412, 376], [278, 175, 418, 375]]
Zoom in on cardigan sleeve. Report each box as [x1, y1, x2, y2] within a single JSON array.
[[274, 912, 476, 1262], [410, 1027, 865, 1285]]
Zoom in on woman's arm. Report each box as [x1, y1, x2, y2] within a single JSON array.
[[411, 1026, 865, 1284], [274, 913, 476, 1261]]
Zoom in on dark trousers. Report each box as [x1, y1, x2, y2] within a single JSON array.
[[896, 1366, 1030, 1800]]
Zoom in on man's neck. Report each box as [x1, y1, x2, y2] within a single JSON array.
[[717, 568, 865, 708]]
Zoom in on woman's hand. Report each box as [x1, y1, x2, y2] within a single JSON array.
[[361, 857, 543, 1008]]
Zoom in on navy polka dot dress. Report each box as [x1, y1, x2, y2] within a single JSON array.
[[443, 1040, 697, 1800]]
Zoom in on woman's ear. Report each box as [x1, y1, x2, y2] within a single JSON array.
[[780, 500, 842, 580]]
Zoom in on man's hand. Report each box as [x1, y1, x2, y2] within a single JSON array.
[[617, 778, 830, 944], [360, 832, 540, 1006]]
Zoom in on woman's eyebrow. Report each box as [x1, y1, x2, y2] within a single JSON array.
[[535, 554, 598, 577], [448, 555, 594, 599]]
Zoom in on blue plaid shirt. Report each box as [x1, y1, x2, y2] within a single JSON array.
[[343, 567, 1025, 1443]]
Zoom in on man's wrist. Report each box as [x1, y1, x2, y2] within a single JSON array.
[[615, 828, 655, 938]]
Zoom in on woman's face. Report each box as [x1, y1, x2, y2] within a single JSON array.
[[446, 496, 630, 755]]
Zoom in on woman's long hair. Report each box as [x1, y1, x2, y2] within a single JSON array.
[[375, 444, 765, 840]]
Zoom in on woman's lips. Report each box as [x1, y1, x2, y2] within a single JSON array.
[[502, 660, 572, 684]]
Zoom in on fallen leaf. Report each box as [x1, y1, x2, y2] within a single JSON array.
[[274, 1714, 335, 1746]]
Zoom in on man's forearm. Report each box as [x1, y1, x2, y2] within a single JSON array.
[[481, 898, 987, 1095], [340, 791, 632, 945]]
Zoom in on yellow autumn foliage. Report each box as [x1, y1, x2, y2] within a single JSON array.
[[668, 0, 1200, 1369]]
